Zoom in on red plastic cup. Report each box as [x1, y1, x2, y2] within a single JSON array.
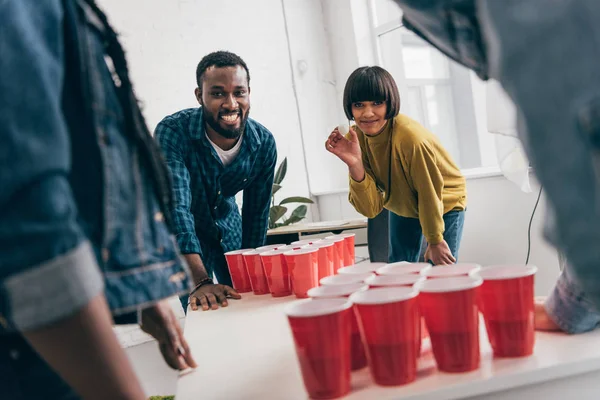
[[320, 273, 375, 286], [326, 234, 355, 266], [364, 276, 429, 347], [338, 262, 386, 275], [307, 283, 369, 371], [242, 250, 269, 295], [224, 249, 254, 293], [310, 241, 335, 281], [242, 250, 270, 295], [320, 238, 345, 273], [365, 274, 425, 289], [284, 248, 319, 298], [418, 277, 483, 372], [259, 249, 293, 297], [255, 244, 286, 253], [421, 263, 481, 279], [350, 287, 420, 386], [366, 274, 430, 342], [286, 299, 353, 399], [476, 265, 537, 357], [377, 262, 432, 276], [291, 238, 322, 247]]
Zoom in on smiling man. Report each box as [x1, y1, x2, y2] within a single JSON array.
[[155, 51, 277, 312]]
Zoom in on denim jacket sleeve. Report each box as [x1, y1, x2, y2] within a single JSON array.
[[241, 134, 277, 249], [546, 268, 600, 334], [154, 121, 203, 256], [0, 0, 104, 331]]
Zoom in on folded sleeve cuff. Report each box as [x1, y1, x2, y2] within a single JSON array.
[[349, 175, 373, 192], [545, 272, 600, 334], [425, 233, 444, 245], [4, 241, 104, 331], [176, 232, 202, 256]]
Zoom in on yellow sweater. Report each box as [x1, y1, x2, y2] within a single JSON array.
[[349, 114, 467, 244]]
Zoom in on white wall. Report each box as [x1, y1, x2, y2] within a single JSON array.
[[317, 175, 561, 297], [281, 0, 344, 196], [99, 0, 312, 203]]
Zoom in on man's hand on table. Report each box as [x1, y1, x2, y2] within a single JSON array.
[[140, 300, 198, 370], [534, 296, 562, 332], [189, 283, 241, 311]]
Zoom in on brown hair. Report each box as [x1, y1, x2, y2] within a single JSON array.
[[342, 66, 400, 120]]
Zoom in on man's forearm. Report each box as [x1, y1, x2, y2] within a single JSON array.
[[24, 294, 145, 400], [183, 253, 210, 284]]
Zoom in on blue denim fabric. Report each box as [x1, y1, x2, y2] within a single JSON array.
[[394, 0, 600, 332], [0, 0, 191, 328], [1, 0, 192, 396], [155, 108, 277, 283], [388, 210, 465, 263]]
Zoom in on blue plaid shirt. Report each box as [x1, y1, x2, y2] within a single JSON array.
[[155, 107, 276, 280]]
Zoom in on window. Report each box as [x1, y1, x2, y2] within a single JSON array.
[[370, 0, 497, 170]]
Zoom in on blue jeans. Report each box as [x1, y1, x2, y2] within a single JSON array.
[[388, 210, 465, 263], [0, 334, 79, 400]]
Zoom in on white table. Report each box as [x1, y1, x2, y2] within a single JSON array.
[[267, 218, 367, 237], [177, 294, 600, 400]]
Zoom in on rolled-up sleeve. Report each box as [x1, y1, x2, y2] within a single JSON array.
[[154, 122, 203, 256], [0, 0, 103, 331], [545, 270, 600, 334]]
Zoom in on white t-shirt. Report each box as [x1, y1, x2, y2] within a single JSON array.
[[206, 134, 243, 167]]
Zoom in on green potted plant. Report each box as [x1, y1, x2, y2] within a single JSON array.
[[269, 157, 314, 229]]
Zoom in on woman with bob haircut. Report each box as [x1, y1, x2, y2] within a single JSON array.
[[326, 66, 467, 265]]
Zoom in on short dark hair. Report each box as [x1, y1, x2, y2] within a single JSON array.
[[195, 51, 250, 88], [342, 66, 400, 120]]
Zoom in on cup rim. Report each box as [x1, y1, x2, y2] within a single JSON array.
[[241, 250, 261, 256], [278, 244, 308, 251], [476, 265, 538, 280], [365, 274, 425, 287], [322, 236, 345, 243], [224, 248, 255, 256], [417, 276, 483, 293], [421, 263, 482, 278], [260, 249, 289, 257], [309, 241, 334, 248], [350, 286, 418, 305], [338, 262, 386, 275], [320, 273, 375, 286], [254, 244, 286, 253], [377, 262, 432, 275], [290, 239, 322, 246], [285, 298, 352, 318], [283, 247, 318, 256], [307, 283, 368, 298]]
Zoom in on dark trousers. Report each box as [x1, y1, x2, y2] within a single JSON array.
[[0, 334, 80, 400]]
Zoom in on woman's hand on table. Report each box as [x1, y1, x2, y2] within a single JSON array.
[[534, 296, 562, 332], [189, 283, 241, 311], [141, 300, 198, 370], [424, 240, 456, 265]]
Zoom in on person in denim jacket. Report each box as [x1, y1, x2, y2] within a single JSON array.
[[1, 0, 196, 398], [392, 0, 600, 333]]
